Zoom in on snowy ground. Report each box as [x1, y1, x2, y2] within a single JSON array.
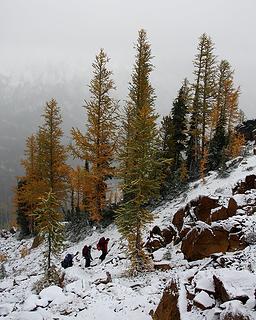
[[1, 147, 256, 319]]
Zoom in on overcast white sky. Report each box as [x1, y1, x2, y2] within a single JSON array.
[[0, 0, 256, 118]]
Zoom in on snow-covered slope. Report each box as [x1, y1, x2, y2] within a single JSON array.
[[1, 148, 256, 320]]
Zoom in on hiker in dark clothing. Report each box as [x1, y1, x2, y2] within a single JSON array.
[[61, 251, 78, 269], [82, 245, 93, 267], [97, 237, 110, 262]]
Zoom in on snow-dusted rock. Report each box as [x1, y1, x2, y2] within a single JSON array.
[[66, 279, 90, 296], [0, 278, 13, 292], [194, 271, 215, 294], [36, 297, 49, 308], [153, 247, 169, 262], [39, 285, 63, 302], [23, 294, 38, 311], [0, 303, 14, 316], [15, 311, 43, 320], [193, 291, 215, 310], [220, 300, 252, 320], [49, 293, 69, 306]]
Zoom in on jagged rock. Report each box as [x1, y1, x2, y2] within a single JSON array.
[[228, 233, 247, 251], [193, 291, 215, 310], [162, 227, 175, 244], [213, 275, 230, 302], [179, 225, 192, 241], [233, 175, 256, 194], [181, 221, 248, 261], [145, 238, 163, 252], [227, 198, 238, 217], [181, 226, 229, 261], [211, 207, 229, 222], [213, 275, 249, 305], [194, 196, 219, 223], [172, 208, 186, 231], [152, 278, 180, 320], [150, 226, 162, 237]]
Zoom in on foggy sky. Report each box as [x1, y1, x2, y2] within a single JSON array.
[[1, 0, 256, 118]]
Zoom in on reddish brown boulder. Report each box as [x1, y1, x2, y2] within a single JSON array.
[[213, 275, 230, 302], [245, 174, 256, 190], [145, 238, 163, 252], [211, 207, 229, 222], [172, 208, 186, 231], [233, 174, 256, 194], [162, 227, 176, 244], [179, 225, 192, 240], [228, 233, 247, 252], [181, 226, 229, 261], [194, 196, 219, 223], [150, 226, 162, 237], [152, 279, 180, 320], [227, 198, 238, 216]]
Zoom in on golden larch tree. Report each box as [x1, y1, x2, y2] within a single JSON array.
[[70, 49, 118, 222]]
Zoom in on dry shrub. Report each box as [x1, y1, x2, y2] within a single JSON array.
[[0, 253, 7, 263], [20, 245, 29, 258], [33, 265, 62, 294]]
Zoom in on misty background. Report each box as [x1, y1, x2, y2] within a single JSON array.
[[0, 0, 255, 220]]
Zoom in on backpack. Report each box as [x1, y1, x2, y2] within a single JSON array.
[[82, 245, 88, 257], [97, 237, 105, 251], [61, 254, 73, 269]]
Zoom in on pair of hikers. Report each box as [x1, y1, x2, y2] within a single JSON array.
[[82, 237, 110, 267]]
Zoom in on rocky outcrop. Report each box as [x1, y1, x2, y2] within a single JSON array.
[[181, 225, 247, 261], [152, 279, 180, 320], [182, 225, 229, 260], [172, 208, 186, 231], [213, 275, 249, 305], [146, 225, 177, 252], [233, 175, 256, 194], [172, 196, 238, 236], [194, 196, 219, 223]]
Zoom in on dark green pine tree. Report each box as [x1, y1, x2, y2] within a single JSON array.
[[208, 60, 233, 170], [208, 115, 228, 170], [160, 82, 189, 197], [187, 33, 216, 179], [171, 85, 188, 169], [16, 179, 31, 237]]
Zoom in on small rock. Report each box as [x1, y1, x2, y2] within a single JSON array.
[[193, 291, 215, 310], [39, 285, 63, 302]]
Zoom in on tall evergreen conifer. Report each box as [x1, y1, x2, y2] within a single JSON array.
[[187, 34, 216, 179], [116, 29, 161, 275]]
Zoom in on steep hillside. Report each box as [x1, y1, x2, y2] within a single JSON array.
[[0, 147, 256, 319]]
